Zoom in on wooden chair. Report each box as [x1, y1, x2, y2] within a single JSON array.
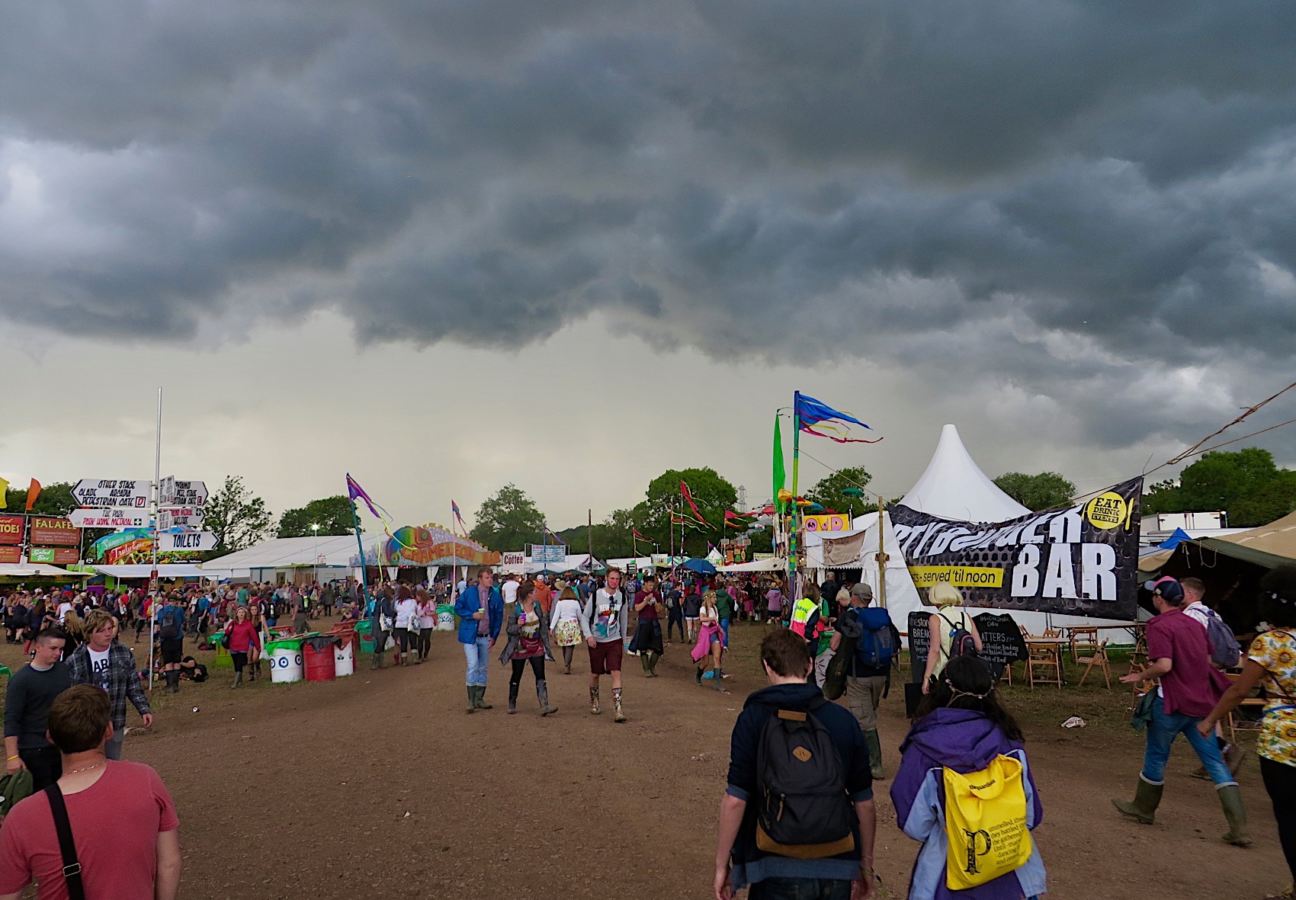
[[1025, 641, 1063, 689], [1130, 623, 1149, 668], [1042, 626, 1062, 639], [1073, 631, 1112, 689], [1224, 671, 1268, 744]]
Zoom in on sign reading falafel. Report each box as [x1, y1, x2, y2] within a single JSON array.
[[889, 477, 1142, 620]]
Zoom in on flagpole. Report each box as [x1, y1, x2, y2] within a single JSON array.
[[453, 502, 459, 597], [587, 509, 593, 573], [148, 387, 161, 694], [789, 391, 802, 596], [350, 496, 369, 594]]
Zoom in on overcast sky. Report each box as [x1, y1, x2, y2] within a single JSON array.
[[2, 1, 1294, 532]]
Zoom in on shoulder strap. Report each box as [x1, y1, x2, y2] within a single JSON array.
[[44, 784, 86, 900]]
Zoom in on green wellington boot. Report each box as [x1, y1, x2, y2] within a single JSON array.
[[1218, 784, 1253, 847], [474, 686, 493, 710], [1112, 776, 1164, 825], [864, 730, 886, 781], [466, 685, 476, 714]]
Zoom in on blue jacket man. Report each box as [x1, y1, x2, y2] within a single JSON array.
[[454, 570, 504, 713]]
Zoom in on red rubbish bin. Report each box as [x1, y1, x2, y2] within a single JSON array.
[[302, 636, 337, 682]]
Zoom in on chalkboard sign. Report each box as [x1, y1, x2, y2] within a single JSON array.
[[907, 610, 1028, 685]]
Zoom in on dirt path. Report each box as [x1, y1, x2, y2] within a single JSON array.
[[3, 622, 1287, 898]]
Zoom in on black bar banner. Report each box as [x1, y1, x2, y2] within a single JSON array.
[[888, 477, 1143, 620]]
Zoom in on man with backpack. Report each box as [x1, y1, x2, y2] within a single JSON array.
[[831, 584, 899, 781], [155, 595, 186, 694], [715, 628, 876, 900], [1177, 576, 1246, 776]]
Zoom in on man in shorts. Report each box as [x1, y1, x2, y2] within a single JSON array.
[[581, 568, 630, 722], [156, 595, 186, 693]]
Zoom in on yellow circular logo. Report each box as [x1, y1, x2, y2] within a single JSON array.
[[1085, 492, 1128, 530], [793, 746, 813, 763]]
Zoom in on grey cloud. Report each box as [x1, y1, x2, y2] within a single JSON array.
[[1, 1, 1295, 458]]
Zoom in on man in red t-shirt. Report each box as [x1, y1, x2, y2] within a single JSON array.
[[1113, 578, 1250, 846], [0, 685, 181, 900]]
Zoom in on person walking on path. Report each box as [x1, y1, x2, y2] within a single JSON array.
[[684, 581, 703, 644], [891, 655, 1046, 900], [416, 587, 437, 663], [549, 586, 584, 674], [630, 575, 665, 677], [1199, 565, 1296, 898], [580, 567, 630, 722], [1113, 578, 1250, 846], [0, 685, 182, 900], [692, 590, 726, 690], [456, 569, 503, 713], [498, 584, 557, 716], [156, 595, 186, 694], [66, 611, 154, 759], [223, 606, 261, 689], [3, 629, 72, 791], [832, 583, 899, 780], [921, 583, 983, 694], [393, 584, 419, 667], [665, 579, 685, 644], [713, 627, 876, 900], [368, 587, 397, 670]]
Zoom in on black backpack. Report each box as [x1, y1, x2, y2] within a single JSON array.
[[159, 609, 181, 641], [939, 612, 978, 660], [755, 697, 855, 858]]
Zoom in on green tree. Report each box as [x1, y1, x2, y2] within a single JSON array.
[[805, 466, 873, 518], [1143, 448, 1296, 527], [641, 467, 737, 557], [469, 483, 547, 552], [4, 480, 79, 515], [204, 475, 273, 554], [277, 495, 355, 537], [993, 472, 1076, 511]]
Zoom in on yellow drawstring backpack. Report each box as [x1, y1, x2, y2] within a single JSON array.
[[943, 752, 1032, 889]]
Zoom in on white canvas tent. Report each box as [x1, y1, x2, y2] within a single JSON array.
[[717, 556, 788, 573], [811, 424, 1135, 638], [498, 553, 600, 575], [201, 536, 362, 582]]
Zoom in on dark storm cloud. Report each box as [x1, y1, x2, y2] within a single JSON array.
[[1, 1, 1295, 453]]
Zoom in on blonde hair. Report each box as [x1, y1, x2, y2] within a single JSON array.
[[929, 582, 963, 609], [83, 609, 117, 635]]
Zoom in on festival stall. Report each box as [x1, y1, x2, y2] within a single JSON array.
[[497, 552, 600, 575], [359, 524, 500, 583], [806, 424, 1143, 637], [0, 563, 92, 585], [717, 556, 787, 573], [201, 535, 362, 585]]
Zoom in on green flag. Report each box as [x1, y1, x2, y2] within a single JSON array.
[[772, 414, 786, 512]]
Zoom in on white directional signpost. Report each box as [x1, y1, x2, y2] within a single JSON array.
[[72, 479, 151, 509], [68, 508, 150, 529]]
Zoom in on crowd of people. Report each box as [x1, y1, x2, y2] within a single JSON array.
[[2, 562, 1296, 899]]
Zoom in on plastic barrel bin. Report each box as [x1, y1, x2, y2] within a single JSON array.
[[266, 638, 304, 683], [359, 636, 375, 656], [333, 636, 355, 677], [355, 619, 373, 637], [435, 604, 455, 632], [303, 636, 337, 682]]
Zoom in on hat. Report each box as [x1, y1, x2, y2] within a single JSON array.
[[1144, 576, 1184, 604], [850, 583, 874, 602]]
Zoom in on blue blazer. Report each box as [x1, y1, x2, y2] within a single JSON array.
[[454, 585, 503, 644]]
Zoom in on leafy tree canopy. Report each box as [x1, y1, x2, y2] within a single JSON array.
[[1143, 448, 1296, 527], [278, 495, 355, 538], [205, 475, 273, 554], [805, 466, 873, 517], [993, 471, 1076, 512], [469, 483, 547, 552]]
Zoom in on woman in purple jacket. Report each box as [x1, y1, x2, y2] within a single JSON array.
[[890, 656, 1047, 899]]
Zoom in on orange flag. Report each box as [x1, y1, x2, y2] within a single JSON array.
[[24, 478, 41, 512]]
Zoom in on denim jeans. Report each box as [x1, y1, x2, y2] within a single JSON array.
[[1142, 699, 1234, 786], [462, 636, 490, 686], [720, 617, 730, 648], [749, 877, 852, 900], [106, 728, 125, 760]]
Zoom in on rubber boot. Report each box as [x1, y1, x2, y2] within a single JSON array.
[[696, 666, 704, 685], [538, 680, 557, 716], [1112, 776, 1164, 825], [641, 653, 652, 676], [647, 651, 659, 677], [590, 685, 601, 715], [466, 685, 476, 714], [508, 682, 519, 714], [474, 686, 492, 710], [865, 729, 885, 781], [613, 687, 626, 723], [232, 671, 243, 689], [1218, 784, 1253, 847]]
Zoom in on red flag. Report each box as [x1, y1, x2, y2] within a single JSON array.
[[24, 479, 41, 512], [723, 510, 754, 522], [632, 527, 649, 541], [679, 481, 709, 525]]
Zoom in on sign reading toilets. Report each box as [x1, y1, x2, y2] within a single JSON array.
[[888, 477, 1142, 620]]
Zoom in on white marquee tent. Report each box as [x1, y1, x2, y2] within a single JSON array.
[[809, 424, 1135, 638]]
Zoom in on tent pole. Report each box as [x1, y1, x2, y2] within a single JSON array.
[[789, 392, 802, 597], [876, 493, 888, 609]]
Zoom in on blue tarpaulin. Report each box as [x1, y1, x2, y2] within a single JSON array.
[[1159, 528, 1193, 549]]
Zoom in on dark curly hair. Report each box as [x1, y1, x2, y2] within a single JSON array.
[[917, 655, 1024, 742], [1259, 565, 1296, 629]]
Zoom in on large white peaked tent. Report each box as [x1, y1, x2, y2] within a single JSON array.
[[815, 424, 1132, 639]]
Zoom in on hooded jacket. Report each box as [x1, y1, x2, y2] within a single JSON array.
[[889, 708, 1045, 900]]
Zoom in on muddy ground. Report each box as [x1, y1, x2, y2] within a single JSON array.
[[1, 620, 1286, 899]]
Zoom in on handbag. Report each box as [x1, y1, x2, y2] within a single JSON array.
[[45, 784, 86, 900]]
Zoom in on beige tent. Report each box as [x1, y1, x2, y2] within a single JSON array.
[[1200, 510, 1296, 566]]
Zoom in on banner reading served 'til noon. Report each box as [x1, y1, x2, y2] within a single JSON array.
[[887, 477, 1143, 620]]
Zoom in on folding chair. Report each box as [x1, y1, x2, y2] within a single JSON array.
[[1224, 671, 1268, 744], [1073, 631, 1112, 689], [1025, 641, 1063, 689]]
